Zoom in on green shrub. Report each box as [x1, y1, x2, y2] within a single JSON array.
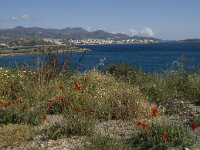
[[104, 64, 138, 79], [0, 103, 45, 125], [42, 112, 95, 140], [131, 123, 194, 150], [0, 124, 35, 148]]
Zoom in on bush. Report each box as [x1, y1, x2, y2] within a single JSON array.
[[80, 71, 150, 120], [0, 101, 45, 125], [103, 64, 140, 83], [0, 124, 34, 148], [131, 123, 194, 150], [42, 113, 95, 140]]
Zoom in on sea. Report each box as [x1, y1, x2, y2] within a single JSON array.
[[1, 43, 200, 73]]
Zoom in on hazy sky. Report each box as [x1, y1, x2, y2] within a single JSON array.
[[0, 0, 200, 40]]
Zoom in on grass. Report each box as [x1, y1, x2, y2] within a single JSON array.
[[131, 122, 194, 150], [0, 60, 199, 149], [0, 124, 35, 149], [82, 135, 132, 150]]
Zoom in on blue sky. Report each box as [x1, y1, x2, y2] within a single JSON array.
[[0, 0, 200, 40]]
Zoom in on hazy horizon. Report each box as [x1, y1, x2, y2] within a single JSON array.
[[0, 0, 200, 40]]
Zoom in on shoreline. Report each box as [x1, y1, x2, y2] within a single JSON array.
[[0, 47, 90, 57]]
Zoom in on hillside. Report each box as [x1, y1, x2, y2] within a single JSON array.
[[0, 26, 161, 43]]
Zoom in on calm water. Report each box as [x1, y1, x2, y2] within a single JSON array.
[[1, 43, 200, 73]]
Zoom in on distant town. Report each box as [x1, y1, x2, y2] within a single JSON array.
[[0, 38, 159, 49], [69, 38, 158, 45]]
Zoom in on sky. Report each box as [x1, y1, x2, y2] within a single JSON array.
[[0, 0, 200, 40]]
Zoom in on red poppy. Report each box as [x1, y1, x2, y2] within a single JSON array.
[[191, 122, 197, 131], [132, 111, 136, 115], [48, 99, 54, 103], [75, 107, 81, 113], [45, 102, 51, 109], [58, 96, 64, 101], [53, 96, 59, 100], [161, 133, 168, 140], [67, 99, 72, 104], [41, 115, 47, 121], [135, 120, 142, 126], [74, 81, 81, 91], [2, 102, 12, 108], [59, 86, 64, 92], [151, 106, 158, 117], [85, 108, 93, 116], [141, 124, 148, 129]]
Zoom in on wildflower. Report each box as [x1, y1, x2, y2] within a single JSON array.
[[191, 122, 197, 131], [45, 102, 51, 109], [59, 86, 64, 92], [75, 107, 81, 113], [151, 106, 158, 117], [135, 120, 142, 126], [41, 115, 47, 121], [2, 102, 12, 108], [132, 111, 136, 115], [141, 124, 148, 129], [161, 133, 168, 140], [53, 96, 59, 100], [58, 96, 64, 101], [74, 81, 81, 91], [85, 108, 93, 116], [67, 99, 72, 104], [48, 99, 54, 103]]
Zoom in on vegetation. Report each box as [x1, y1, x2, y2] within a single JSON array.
[[131, 122, 194, 150], [0, 124, 34, 148], [0, 56, 199, 149], [83, 135, 132, 150]]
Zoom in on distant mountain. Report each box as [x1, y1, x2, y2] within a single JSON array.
[[179, 39, 200, 43], [0, 26, 161, 42]]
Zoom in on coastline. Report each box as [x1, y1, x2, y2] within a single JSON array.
[[0, 47, 90, 57]]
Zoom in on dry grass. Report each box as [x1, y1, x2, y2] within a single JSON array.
[[84, 70, 150, 119], [0, 124, 34, 148]]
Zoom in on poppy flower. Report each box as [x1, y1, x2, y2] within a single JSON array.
[[41, 115, 47, 121], [74, 81, 81, 91], [161, 133, 168, 140], [85, 108, 93, 116], [191, 122, 197, 131], [53, 96, 59, 100], [2, 102, 12, 108], [132, 111, 136, 115], [151, 106, 158, 117], [58, 96, 64, 101], [45, 102, 51, 109], [135, 120, 142, 126], [67, 100, 72, 104], [141, 124, 148, 129], [75, 107, 81, 113], [59, 86, 64, 92]]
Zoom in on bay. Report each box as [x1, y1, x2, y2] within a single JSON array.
[[1, 43, 200, 73]]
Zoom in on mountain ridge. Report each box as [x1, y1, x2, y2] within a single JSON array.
[[0, 26, 161, 42]]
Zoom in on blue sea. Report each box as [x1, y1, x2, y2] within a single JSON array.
[[1, 43, 200, 73]]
